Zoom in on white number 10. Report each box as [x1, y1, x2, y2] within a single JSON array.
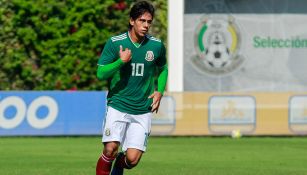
[[131, 63, 144, 76]]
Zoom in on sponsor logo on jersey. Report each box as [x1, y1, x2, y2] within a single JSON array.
[[191, 14, 245, 76], [145, 51, 154, 61]]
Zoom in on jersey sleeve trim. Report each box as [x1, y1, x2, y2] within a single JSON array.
[[145, 34, 161, 42], [111, 33, 127, 42]]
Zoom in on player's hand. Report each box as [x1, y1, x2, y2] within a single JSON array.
[[119, 45, 132, 63], [148, 91, 162, 113]]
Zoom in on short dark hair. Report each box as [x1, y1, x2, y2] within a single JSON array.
[[128, 1, 155, 29]]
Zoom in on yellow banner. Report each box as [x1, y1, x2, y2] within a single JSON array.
[[151, 92, 307, 136]]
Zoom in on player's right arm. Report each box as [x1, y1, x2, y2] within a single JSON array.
[[97, 39, 131, 80]]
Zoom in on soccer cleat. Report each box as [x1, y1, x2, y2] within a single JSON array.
[[111, 152, 125, 175]]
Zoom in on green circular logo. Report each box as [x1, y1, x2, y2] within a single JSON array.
[[192, 15, 245, 76]]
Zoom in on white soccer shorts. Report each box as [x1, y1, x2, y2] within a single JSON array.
[[102, 106, 152, 152]]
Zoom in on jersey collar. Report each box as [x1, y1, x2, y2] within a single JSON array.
[[127, 31, 146, 48]]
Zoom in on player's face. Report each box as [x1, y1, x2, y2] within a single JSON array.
[[130, 12, 153, 37]]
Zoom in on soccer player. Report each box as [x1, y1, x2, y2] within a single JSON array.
[[95, 1, 168, 175]]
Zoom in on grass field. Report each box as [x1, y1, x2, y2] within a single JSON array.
[[0, 136, 307, 175]]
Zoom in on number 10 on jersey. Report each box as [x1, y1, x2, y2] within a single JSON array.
[[131, 63, 144, 76]]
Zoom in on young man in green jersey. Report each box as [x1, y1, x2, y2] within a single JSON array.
[[95, 1, 168, 175]]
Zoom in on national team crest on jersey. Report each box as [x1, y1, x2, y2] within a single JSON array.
[[145, 51, 154, 61]]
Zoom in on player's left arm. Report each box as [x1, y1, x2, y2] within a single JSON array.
[[149, 44, 168, 113], [157, 64, 168, 95]]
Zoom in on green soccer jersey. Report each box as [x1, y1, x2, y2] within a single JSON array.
[[98, 32, 167, 115]]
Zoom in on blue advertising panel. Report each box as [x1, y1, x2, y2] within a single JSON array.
[[0, 91, 107, 136]]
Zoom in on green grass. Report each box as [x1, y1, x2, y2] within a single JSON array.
[[0, 137, 307, 175]]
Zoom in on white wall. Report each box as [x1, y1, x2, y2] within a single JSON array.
[[167, 0, 184, 92]]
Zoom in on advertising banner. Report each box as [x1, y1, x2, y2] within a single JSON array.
[[184, 0, 307, 92], [180, 0, 307, 135], [0, 91, 106, 136]]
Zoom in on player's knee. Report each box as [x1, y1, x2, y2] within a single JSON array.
[[103, 142, 119, 157], [126, 155, 140, 168]]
